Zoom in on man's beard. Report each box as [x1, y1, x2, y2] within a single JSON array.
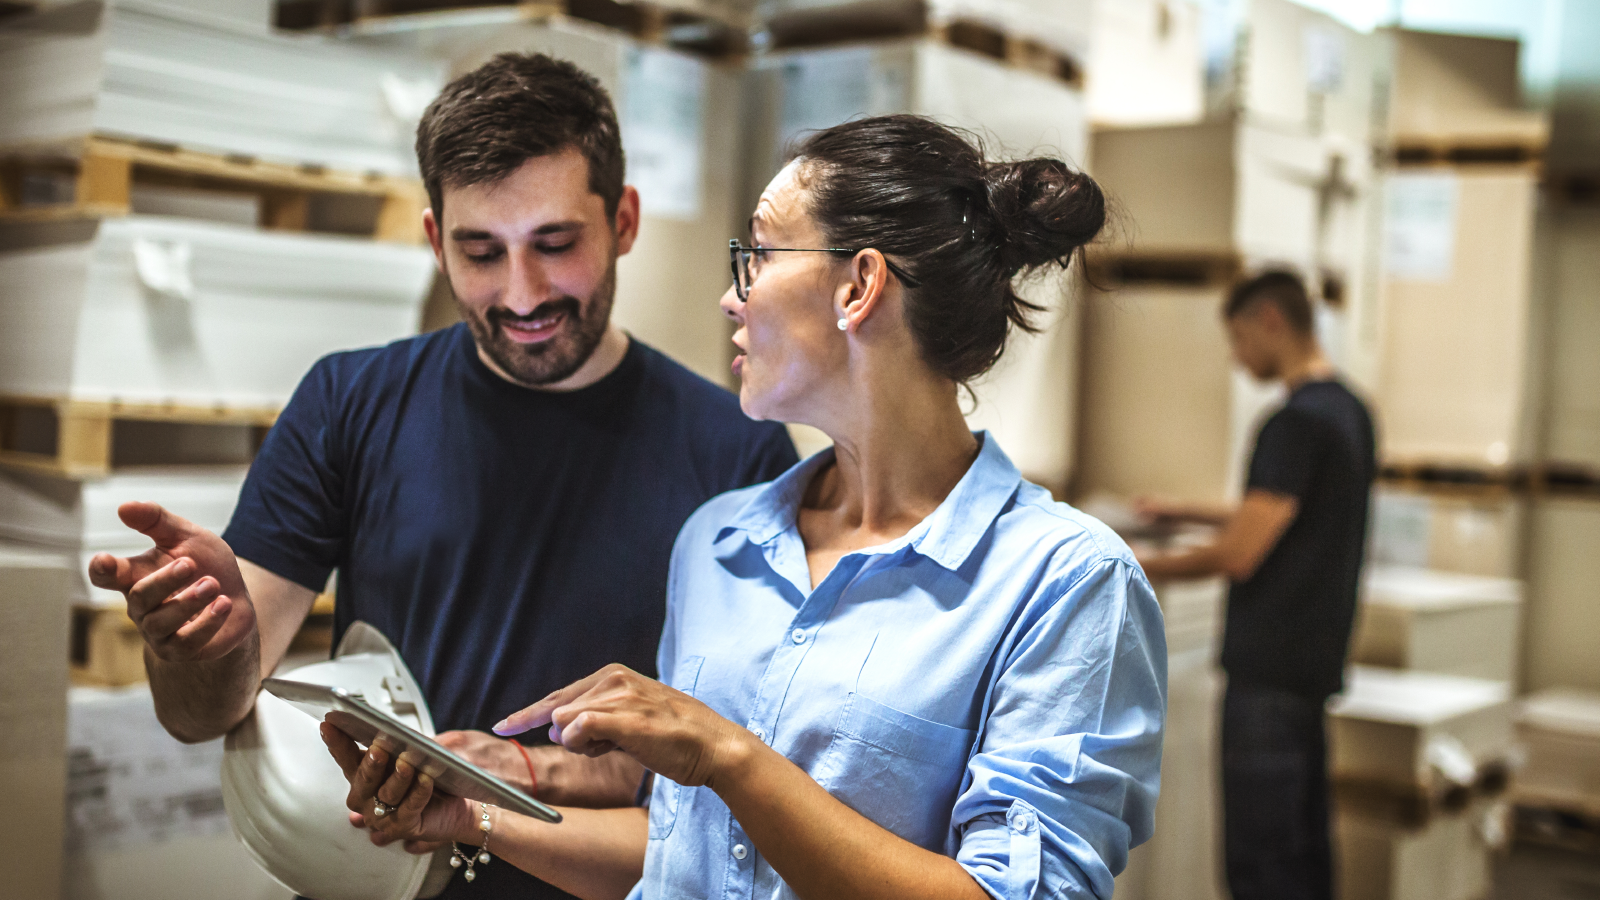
[[452, 260, 617, 387]]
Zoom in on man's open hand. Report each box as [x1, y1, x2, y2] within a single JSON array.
[[86, 502, 257, 663]]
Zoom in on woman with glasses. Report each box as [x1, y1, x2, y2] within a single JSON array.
[[326, 114, 1166, 900]]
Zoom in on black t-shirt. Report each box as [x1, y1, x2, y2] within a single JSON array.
[[224, 323, 797, 900], [1221, 379, 1376, 700]]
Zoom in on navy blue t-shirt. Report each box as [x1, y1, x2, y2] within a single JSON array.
[[224, 324, 796, 900], [1221, 379, 1376, 700]]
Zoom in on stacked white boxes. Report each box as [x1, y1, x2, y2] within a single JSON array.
[[1513, 688, 1600, 817], [0, 217, 435, 407], [758, 0, 1092, 65], [0, 0, 441, 176], [742, 36, 1089, 489]]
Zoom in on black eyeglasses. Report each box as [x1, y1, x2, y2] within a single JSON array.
[[728, 240, 921, 303]]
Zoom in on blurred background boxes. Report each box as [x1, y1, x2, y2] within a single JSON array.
[[1520, 498, 1600, 695], [1336, 797, 1507, 900], [1354, 565, 1523, 683], [1513, 689, 1600, 818], [1085, 0, 1203, 128], [0, 548, 73, 900], [1329, 666, 1513, 806]]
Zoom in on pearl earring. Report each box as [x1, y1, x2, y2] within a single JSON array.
[[837, 317, 849, 331]]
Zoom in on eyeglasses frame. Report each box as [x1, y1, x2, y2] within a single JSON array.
[[727, 240, 922, 303]]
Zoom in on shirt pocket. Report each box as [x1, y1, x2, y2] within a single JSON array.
[[811, 692, 978, 851], [648, 655, 705, 841]]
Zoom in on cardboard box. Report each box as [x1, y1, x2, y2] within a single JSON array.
[[1075, 279, 1286, 503], [1329, 666, 1514, 796], [1335, 798, 1503, 900], [1541, 204, 1600, 473], [63, 684, 291, 900], [1381, 28, 1549, 149], [1090, 117, 1334, 267], [1086, 0, 1203, 128], [0, 216, 433, 407], [1513, 688, 1600, 815], [1353, 565, 1523, 683], [1522, 498, 1600, 694], [744, 38, 1088, 487], [1368, 486, 1524, 580], [1231, 0, 1382, 145], [0, 0, 442, 176], [0, 546, 73, 900], [1376, 165, 1540, 468]]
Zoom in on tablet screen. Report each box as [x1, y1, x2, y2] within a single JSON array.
[[263, 676, 562, 824]]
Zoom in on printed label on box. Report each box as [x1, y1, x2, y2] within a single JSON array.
[[622, 46, 706, 221], [1384, 172, 1458, 282]]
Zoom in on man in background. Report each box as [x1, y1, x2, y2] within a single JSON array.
[[87, 53, 797, 900], [1136, 270, 1376, 900]]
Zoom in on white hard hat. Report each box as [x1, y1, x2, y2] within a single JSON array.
[[222, 622, 455, 900]]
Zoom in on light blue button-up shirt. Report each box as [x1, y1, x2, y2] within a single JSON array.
[[629, 433, 1167, 900]]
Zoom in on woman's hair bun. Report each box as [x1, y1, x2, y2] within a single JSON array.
[[983, 158, 1106, 276]]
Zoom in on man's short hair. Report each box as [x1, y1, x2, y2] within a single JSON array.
[[415, 53, 625, 220], [1224, 269, 1315, 335]]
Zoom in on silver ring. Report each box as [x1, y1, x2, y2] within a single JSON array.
[[372, 801, 391, 818]]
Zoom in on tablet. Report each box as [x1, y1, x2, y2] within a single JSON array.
[[263, 676, 562, 824]]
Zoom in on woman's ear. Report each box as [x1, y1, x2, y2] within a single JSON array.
[[839, 249, 893, 333]]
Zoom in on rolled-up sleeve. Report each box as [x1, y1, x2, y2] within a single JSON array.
[[953, 558, 1168, 900]]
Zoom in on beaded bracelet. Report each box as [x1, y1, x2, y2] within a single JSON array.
[[450, 802, 494, 883]]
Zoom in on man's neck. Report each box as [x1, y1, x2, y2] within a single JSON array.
[[1277, 341, 1336, 391]]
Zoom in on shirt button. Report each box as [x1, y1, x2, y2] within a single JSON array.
[[732, 843, 748, 860], [749, 726, 765, 741], [791, 628, 806, 644], [1013, 813, 1032, 832]]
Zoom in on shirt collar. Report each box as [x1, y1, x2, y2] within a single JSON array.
[[717, 431, 1023, 572]]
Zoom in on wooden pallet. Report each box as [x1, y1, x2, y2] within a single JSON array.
[[0, 395, 278, 479], [1334, 761, 1511, 829], [1378, 460, 1531, 494], [1389, 139, 1545, 167], [278, 0, 750, 59], [1084, 250, 1242, 288], [763, 0, 1082, 88], [0, 135, 427, 244], [1513, 802, 1600, 854]]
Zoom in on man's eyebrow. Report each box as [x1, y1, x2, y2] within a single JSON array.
[[449, 221, 584, 241]]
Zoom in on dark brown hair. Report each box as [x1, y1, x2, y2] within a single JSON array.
[[1225, 269, 1315, 335], [792, 115, 1105, 384], [415, 53, 625, 219]]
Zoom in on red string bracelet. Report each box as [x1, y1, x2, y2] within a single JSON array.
[[510, 739, 538, 798]]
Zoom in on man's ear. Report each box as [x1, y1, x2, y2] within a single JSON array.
[[613, 186, 642, 256], [422, 207, 446, 272]]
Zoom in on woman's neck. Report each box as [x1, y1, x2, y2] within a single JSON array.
[[803, 381, 979, 541]]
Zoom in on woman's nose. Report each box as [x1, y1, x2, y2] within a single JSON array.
[[718, 284, 743, 322]]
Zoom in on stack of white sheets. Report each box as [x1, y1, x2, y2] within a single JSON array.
[[0, 0, 443, 175], [759, 0, 1092, 63], [0, 216, 435, 407], [0, 466, 249, 607]]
